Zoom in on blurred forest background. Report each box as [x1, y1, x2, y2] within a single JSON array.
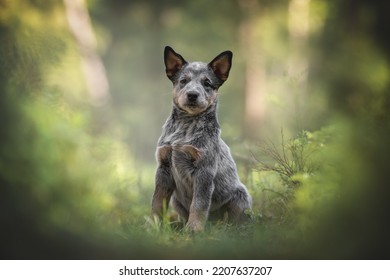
[[1, 0, 390, 259]]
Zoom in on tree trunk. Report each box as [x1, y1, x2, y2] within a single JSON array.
[[63, 0, 110, 106], [288, 0, 310, 129], [239, 0, 266, 141]]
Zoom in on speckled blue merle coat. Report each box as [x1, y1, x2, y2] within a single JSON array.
[[152, 46, 252, 232]]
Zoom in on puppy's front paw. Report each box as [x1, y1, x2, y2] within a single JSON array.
[[173, 145, 202, 164], [185, 219, 205, 233]]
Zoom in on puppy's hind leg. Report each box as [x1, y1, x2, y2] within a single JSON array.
[[226, 186, 253, 223], [172, 196, 189, 224], [152, 146, 175, 218]]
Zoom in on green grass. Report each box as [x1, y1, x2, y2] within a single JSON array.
[[2, 95, 386, 259]]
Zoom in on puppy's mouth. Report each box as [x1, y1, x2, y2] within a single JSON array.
[[186, 101, 199, 107], [174, 93, 209, 115], [183, 102, 207, 114]]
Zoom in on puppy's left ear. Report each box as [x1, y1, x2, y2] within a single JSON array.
[[209, 51, 233, 82]]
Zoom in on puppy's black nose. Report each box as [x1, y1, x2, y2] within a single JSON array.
[[187, 92, 199, 102]]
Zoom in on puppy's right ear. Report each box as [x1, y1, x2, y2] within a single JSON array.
[[164, 46, 187, 80]]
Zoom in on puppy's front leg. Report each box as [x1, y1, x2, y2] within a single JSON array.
[[152, 145, 175, 218], [186, 169, 215, 232]]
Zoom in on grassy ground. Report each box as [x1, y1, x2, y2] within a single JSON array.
[[2, 98, 389, 259]]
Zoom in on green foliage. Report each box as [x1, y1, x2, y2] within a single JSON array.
[[255, 130, 317, 186], [250, 127, 334, 223], [2, 0, 390, 259], [2, 94, 142, 235]]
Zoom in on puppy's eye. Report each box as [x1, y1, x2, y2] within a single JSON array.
[[179, 78, 188, 85], [203, 79, 212, 88]]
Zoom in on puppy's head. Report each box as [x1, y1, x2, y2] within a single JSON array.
[[164, 46, 232, 115]]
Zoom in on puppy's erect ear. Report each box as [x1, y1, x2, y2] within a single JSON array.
[[164, 46, 187, 80], [209, 51, 233, 82]]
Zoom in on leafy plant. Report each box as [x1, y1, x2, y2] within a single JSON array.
[[254, 130, 319, 187], [251, 128, 333, 222]]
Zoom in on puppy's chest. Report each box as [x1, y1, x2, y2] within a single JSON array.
[[162, 120, 203, 146], [161, 126, 202, 178], [158, 120, 209, 191]]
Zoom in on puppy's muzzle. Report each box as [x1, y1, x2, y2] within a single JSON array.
[[187, 91, 199, 103]]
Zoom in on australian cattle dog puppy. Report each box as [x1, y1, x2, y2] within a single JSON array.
[[152, 46, 252, 232]]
